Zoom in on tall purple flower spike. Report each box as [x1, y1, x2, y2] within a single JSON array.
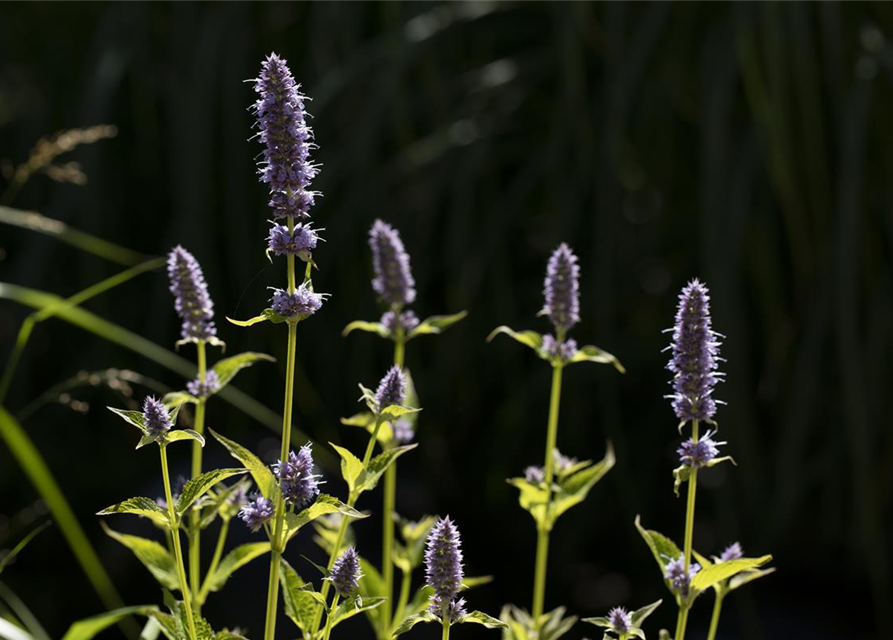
[[369, 219, 416, 307], [425, 516, 466, 621], [142, 396, 172, 437], [374, 364, 406, 410], [253, 53, 318, 220], [667, 279, 723, 423], [167, 246, 217, 342], [328, 547, 362, 596], [273, 444, 321, 508], [541, 243, 580, 331]]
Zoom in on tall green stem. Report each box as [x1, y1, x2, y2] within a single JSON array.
[[706, 593, 724, 640], [189, 340, 207, 610], [313, 416, 384, 635], [441, 613, 450, 640], [380, 331, 405, 637], [322, 593, 340, 640], [674, 419, 700, 640], [264, 217, 300, 640], [531, 362, 564, 628], [161, 444, 198, 640], [198, 519, 229, 605]]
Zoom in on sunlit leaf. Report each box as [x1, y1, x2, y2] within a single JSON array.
[[210, 430, 276, 499], [211, 352, 275, 391], [97, 497, 170, 528], [406, 310, 468, 340], [60, 606, 156, 640], [204, 543, 271, 593], [342, 320, 390, 338], [175, 468, 247, 515], [100, 522, 177, 591]]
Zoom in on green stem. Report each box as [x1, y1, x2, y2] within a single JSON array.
[[197, 520, 229, 605], [441, 613, 450, 640], [189, 341, 207, 611], [393, 569, 411, 628], [264, 219, 300, 640], [160, 444, 198, 640], [531, 362, 564, 627], [675, 419, 700, 640], [322, 593, 340, 640], [314, 416, 384, 635], [706, 593, 724, 640]]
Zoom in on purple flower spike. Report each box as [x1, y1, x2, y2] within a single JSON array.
[[239, 494, 274, 531], [541, 243, 580, 331], [273, 444, 320, 508], [425, 517, 465, 621], [369, 219, 416, 307], [142, 397, 172, 437], [381, 310, 420, 334], [167, 246, 217, 342], [267, 222, 322, 260], [328, 547, 362, 596], [270, 283, 327, 318], [667, 279, 723, 423], [524, 465, 545, 484], [374, 365, 406, 410], [677, 429, 725, 469], [542, 334, 578, 362], [253, 53, 319, 220], [664, 554, 700, 597], [720, 542, 743, 562], [187, 370, 221, 398], [607, 607, 632, 634]]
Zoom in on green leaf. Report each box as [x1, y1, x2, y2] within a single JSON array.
[[100, 522, 177, 590], [486, 326, 543, 354], [210, 430, 277, 499], [146, 611, 180, 640], [566, 345, 626, 373], [672, 464, 691, 497], [285, 494, 367, 542], [406, 310, 468, 340], [331, 443, 364, 494], [161, 392, 197, 410], [164, 429, 204, 447], [580, 616, 610, 628], [107, 408, 151, 436], [175, 468, 247, 515], [211, 352, 275, 390], [507, 477, 549, 527], [97, 497, 170, 528], [630, 599, 662, 627], [635, 516, 681, 590], [342, 320, 390, 338], [458, 611, 508, 629], [280, 560, 321, 634], [341, 412, 396, 444], [0, 521, 50, 577], [551, 443, 615, 523], [331, 596, 387, 626], [691, 556, 773, 592], [357, 444, 418, 493], [204, 542, 271, 593], [392, 611, 439, 637], [728, 567, 776, 591], [379, 405, 421, 421], [60, 606, 156, 640]]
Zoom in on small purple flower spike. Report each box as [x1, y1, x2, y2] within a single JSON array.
[[719, 542, 743, 562], [374, 364, 406, 410], [252, 53, 319, 220], [425, 516, 465, 621], [167, 246, 217, 342], [270, 283, 327, 318], [268, 222, 322, 260], [369, 219, 416, 307], [392, 419, 415, 444], [142, 397, 172, 437], [239, 494, 274, 531], [381, 310, 420, 334], [607, 607, 632, 634], [524, 465, 545, 484], [677, 430, 725, 468], [541, 243, 581, 331], [273, 444, 321, 508], [664, 554, 700, 597], [542, 334, 578, 362], [328, 546, 362, 596], [187, 370, 220, 398], [667, 279, 723, 423]]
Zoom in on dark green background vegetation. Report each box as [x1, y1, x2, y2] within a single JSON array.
[[1, 2, 892, 639]]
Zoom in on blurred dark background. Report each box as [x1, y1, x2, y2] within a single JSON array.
[[1, 2, 892, 639]]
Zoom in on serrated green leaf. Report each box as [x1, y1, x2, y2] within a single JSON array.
[[175, 468, 246, 515], [97, 497, 170, 528], [210, 430, 276, 499], [630, 599, 662, 627], [107, 408, 151, 436], [357, 444, 418, 493], [458, 610, 508, 629], [635, 516, 681, 590], [61, 606, 156, 640], [285, 494, 367, 542], [486, 326, 543, 354], [342, 320, 390, 338], [331, 443, 363, 494], [691, 556, 772, 592], [331, 595, 387, 626], [280, 560, 320, 634], [566, 345, 625, 373], [406, 310, 468, 340], [392, 611, 439, 637], [101, 522, 177, 590], [212, 351, 275, 391], [164, 429, 205, 447], [136, 435, 159, 450], [551, 443, 615, 522], [204, 542, 271, 592]]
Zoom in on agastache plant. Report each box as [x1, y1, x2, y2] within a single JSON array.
[[489, 243, 623, 637], [635, 279, 773, 640], [341, 219, 466, 639]]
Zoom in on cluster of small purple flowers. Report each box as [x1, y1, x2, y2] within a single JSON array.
[[369, 219, 416, 309], [392, 419, 415, 444], [542, 243, 580, 332], [374, 365, 406, 410], [425, 517, 467, 621], [167, 246, 217, 342], [240, 494, 274, 531], [273, 445, 321, 508], [677, 430, 725, 468], [267, 222, 322, 260], [664, 554, 700, 598], [607, 606, 632, 634], [270, 283, 327, 319], [542, 334, 578, 362], [381, 309, 419, 334], [186, 370, 220, 398], [142, 397, 172, 437], [327, 547, 362, 596]]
